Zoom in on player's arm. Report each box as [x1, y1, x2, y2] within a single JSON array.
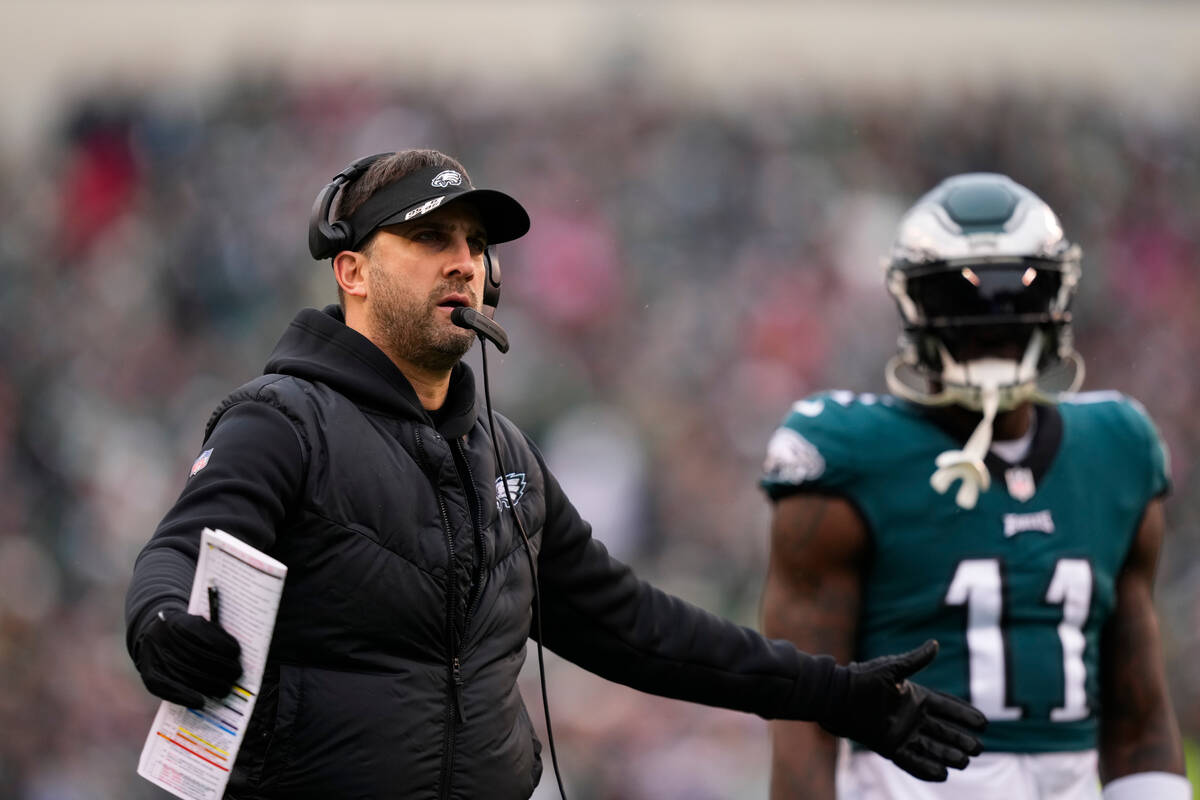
[[761, 492, 870, 800], [1098, 498, 1189, 798]]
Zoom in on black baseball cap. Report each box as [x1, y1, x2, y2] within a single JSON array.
[[345, 165, 530, 250]]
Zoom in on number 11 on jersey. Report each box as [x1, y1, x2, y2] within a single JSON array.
[[945, 558, 1093, 721]]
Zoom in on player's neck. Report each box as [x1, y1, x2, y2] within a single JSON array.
[[994, 403, 1035, 441], [937, 402, 1034, 442]]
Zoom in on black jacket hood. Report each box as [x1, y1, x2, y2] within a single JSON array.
[[263, 305, 479, 439]]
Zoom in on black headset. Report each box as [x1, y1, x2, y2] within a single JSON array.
[[307, 152, 503, 318]]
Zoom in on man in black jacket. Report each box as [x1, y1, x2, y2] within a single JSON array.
[[126, 149, 986, 800]]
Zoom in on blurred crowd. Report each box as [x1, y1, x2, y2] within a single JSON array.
[[0, 71, 1197, 798]]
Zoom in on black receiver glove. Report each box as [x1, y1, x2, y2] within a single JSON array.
[[819, 640, 987, 782], [132, 603, 242, 709]]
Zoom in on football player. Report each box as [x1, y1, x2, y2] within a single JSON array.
[[760, 174, 1190, 800]]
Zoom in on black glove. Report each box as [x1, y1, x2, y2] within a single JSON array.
[[133, 604, 242, 709], [819, 639, 987, 782]]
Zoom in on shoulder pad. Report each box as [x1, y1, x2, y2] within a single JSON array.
[[761, 391, 902, 499], [1060, 391, 1171, 496]]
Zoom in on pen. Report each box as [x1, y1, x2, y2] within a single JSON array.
[[208, 584, 221, 628]]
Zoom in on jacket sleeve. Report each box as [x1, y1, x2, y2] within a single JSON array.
[[528, 442, 842, 722], [124, 399, 305, 659]]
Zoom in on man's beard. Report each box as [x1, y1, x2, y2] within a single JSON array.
[[368, 269, 476, 371]]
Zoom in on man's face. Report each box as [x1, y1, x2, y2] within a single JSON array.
[[939, 324, 1031, 364], [363, 203, 488, 371]]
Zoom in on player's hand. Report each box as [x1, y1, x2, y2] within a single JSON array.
[[820, 639, 986, 781], [133, 603, 242, 708]]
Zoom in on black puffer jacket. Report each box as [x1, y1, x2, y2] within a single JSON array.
[[126, 306, 841, 800]]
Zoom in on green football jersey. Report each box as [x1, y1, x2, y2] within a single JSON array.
[[761, 390, 1170, 753]]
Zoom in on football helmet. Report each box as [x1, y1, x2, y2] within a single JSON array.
[[883, 173, 1085, 508]]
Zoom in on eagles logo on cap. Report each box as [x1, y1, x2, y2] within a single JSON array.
[[339, 164, 530, 250], [431, 170, 463, 188]]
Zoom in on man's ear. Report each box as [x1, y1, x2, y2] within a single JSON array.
[[333, 250, 368, 300]]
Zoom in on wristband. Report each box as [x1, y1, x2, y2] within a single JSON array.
[[1102, 772, 1191, 800]]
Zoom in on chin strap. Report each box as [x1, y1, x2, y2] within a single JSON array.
[[887, 329, 1052, 511], [929, 381, 999, 510]]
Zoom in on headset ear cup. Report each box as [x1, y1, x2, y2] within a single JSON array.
[[482, 246, 502, 317], [327, 220, 352, 253], [308, 152, 394, 260], [310, 200, 354, 259], [308, 182, 340, 259]]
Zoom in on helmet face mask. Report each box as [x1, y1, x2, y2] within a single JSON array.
[[884, 174, 1084, 410], [901, 259, 1071, 329]]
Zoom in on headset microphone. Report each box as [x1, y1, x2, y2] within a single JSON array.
[[462, 305, 570, 800], [451, 307, 510, 353]]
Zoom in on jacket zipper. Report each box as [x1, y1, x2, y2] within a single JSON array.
[[414, 428, 461, 800]]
